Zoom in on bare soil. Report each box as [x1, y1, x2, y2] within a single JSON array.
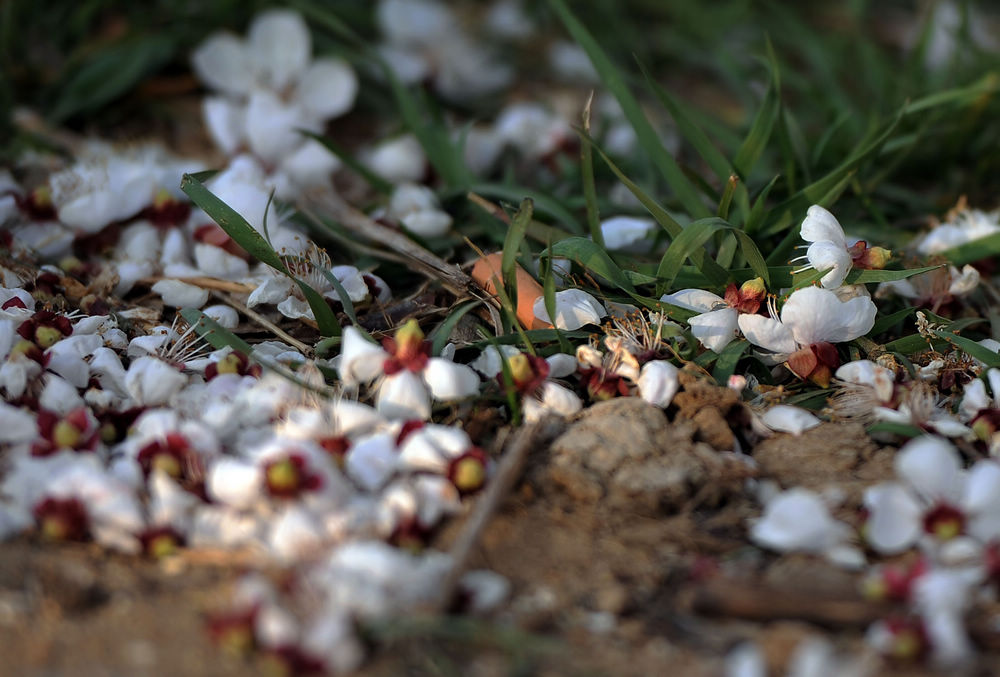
[[1, 374, 994, 677]]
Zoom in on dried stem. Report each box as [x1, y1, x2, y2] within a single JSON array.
[[210, 291, 314, 357], [301, 190, 472, 298], [431, 419, 563, 612]]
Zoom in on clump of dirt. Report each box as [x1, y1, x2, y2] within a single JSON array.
[[8, 379, 998, 676], [541, 396, 753, 513], [752, 422, 896, 503]]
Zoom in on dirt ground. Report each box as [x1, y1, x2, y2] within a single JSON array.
[[5, 373, 996, 677]]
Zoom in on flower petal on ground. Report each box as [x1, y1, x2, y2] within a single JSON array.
[[738, 313, 798, 354]]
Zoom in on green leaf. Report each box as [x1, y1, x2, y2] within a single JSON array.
[[469, 183, 583, 234], [732, 39, 780, 180], [548, 0, 710, 219], [931, 328, 1000, 368], [845, 265, 942, 284], [314, 267, 358, 326], [656, 218, 770, 289], [865, 422, 926, 439], [429, 300, 482, 356], [179, 308, 253, 355], [939, 232, 1000, 266], [584, 136, 731, 285], [580, 98, 603, 247], [711, 340, 751, 385], [640, 62, 732, 183], [870, 307, 915, 336], [49, 36, 174, 121], [502, 199, 533, 309], [181, 173, 341, 337], [550, 237, 636, 293]]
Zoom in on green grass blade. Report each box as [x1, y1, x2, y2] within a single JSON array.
[[639, 61, 732, 182], [931, 328, 1000, 368], [181, 173, 341, 337], [502, 199, 534, 308], [580, 96, 603, 248], [550, 237, 636, 293], [732, 39, 780, 180], [179, 308, 253, 355], [939, 232, 1000, 266], [429, 300, 481, 356], [711, 339, 750, 385], [548, 0, 709, 218]]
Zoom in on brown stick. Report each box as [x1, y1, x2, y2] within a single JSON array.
[[301, 190, 472, 299], [690, 579, 893, 628], [432, 419, 560, 612], [140, 276, 255, 293], [209, 291, 314, 357]]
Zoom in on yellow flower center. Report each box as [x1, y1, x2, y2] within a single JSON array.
[[52, 419, 82, 449], [35, 325, 64, 349], [453, 456, 486, 493]]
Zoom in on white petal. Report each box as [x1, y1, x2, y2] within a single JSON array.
[[330, 265, 370, 303], [805, 240, 852, 289], [346, 432, 399, 491], [245, 89, 312, 165], [247, 9, 311, 91], [364, 135, 426, 184], [963, 461, 1000, 541], [247, 276, 295, 308], [207, 456, 262, 510], [376, 371, 431, 420], [599, 216, 655, 252], [546, 353, 578, 379], [689, 308, 740, 353], [202, 96, 246, 155], [659, 288, 724, 313], [0, 402, 37, 443], [401, 209, 452, 237], [388, 183, 440, 218], [533, 289, 607, 330], [470, 345, 521, 378], [835, 359, 895, 403], [295, 58, 358, 121], [800, 205, 847, 246], [948, 264, 980, 297], [637, 360, 680, 408], [781, 285, 876, 346], [269, 505, 324, 563], [151, 279, 210, 308], [751, 488, 845, 553], [424, 358, 480, 401], [961, 378, 990, 420], [39, 374, 83, 414], [535, 381, 582, 418], [191, 32, 253, 97], [194, 243, 250, 280], [124, 356, 188, 406], [895, 435, 962, 501], [276, 296, 313, 321], [277, 138, 341, 190], [338, 327, 389, 386], [760, 405, 821, 435], [863, 483, 923, 554], [738, 313, 797, 354]]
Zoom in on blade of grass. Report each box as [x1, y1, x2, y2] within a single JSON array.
[[548, 0, 710, 218], [429, 300, 482, 356], [580, 92, 603, 247], [181, 173, 341, 337], [501, 199, 534, 310]]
